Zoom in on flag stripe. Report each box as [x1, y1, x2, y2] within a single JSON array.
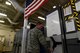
[[24, 0, 48, 18], [25, 0, 39, 14], [24, 0, 44, 17], [25, 0, 36, 11]]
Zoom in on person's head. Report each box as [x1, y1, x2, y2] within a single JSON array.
[[36, 22, 44, 29]]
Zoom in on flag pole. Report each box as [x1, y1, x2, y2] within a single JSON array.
[[21, 0, 48, 53], [21, 18, 28, 53]]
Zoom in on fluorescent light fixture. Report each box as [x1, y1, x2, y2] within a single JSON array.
[[5, 1, 11, 5], [53, 6, 56, 8], [38, 16, 45, 20], [0, 13, 7, 16], [0, 20, 5, 23]]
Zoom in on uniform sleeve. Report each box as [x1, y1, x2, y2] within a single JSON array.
[[38, 31, 49, 49]]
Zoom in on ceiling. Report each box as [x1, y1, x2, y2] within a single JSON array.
[[27, 0, 69, 24], [0, 0, 69, 30]]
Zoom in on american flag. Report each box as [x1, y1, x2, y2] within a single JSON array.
[[24, 0, 48, 18]]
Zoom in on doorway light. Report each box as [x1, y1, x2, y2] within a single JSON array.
[[27, 25, 30, 29], [38, 16, 45, 20], [5, 1, 11, 5], [0, 13, 7, 16]]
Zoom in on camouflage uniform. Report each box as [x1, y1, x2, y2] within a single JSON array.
[[27, 27, 48, 53]]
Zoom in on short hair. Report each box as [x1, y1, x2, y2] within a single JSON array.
[[36, 21, 43, 25]]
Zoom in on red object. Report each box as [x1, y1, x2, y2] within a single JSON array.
[[24, 0, 48, 19]]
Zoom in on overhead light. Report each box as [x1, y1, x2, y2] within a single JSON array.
[[38, 16, 45, 20], [53, 6, 56, 8], [0, 13, 7, 16], [5, 1, 11, 5], [0, 20, 5, 23]]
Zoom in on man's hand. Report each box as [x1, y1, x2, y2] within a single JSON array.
[[48, 48, 54, 53]]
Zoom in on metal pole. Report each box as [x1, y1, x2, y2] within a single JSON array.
[[59, 7, 68, 53], [21, 19, 28, 53]]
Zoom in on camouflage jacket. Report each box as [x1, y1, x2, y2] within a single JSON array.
[[27, 27, 48, 53]]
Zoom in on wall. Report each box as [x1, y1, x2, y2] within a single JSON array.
[[13, 29, 23, 53], [0, 25, 15, 52]]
